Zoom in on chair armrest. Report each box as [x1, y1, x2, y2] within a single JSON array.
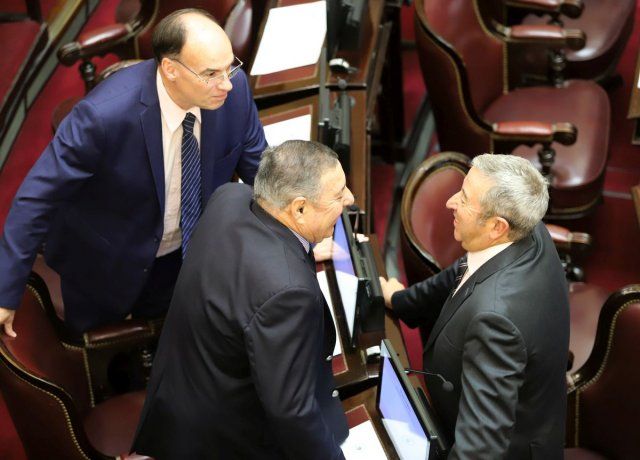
[[492, 121, 577, 145], [494, 22, 585, 50], [58, 23, 132, 66], [505, 0, 584, 19], [83, 318, 162, 348], [545, 223, 592, 256]]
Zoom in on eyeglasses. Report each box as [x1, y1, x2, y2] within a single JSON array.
[[170, 56, 243, 86]]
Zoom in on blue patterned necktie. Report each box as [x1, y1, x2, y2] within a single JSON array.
[[180, 112, 202, 259]]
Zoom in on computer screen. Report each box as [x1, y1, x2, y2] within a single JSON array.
[[332, 213, 358, 339], [377, 339, 448, 460]]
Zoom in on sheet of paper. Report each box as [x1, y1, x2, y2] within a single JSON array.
[[317, 270, 342, 356], [250, 1, 327, 75], [263, 114, 312, 146], [334, 270, 358, 339], [341, 420, 388, 460]]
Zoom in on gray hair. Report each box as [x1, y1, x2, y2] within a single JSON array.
[[471, 154, 549, 241], [253, 140, 339, 209]]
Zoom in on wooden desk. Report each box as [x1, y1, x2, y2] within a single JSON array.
[[250, 0, 387, 102], [258, 92, 372, 232]]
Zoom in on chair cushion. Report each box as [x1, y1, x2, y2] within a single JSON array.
[[84, 390, 146, 457], [483, 80, 609, 213], [564, 447, 608, 460], [568, 282, 609, 373]]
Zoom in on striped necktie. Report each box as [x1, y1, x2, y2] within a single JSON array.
[[180, 112, 202, 259], [453, 255, 468, 290]]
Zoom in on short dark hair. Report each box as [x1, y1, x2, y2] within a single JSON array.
[[151, 8, 218, 62], [254, 141, 339, 209]]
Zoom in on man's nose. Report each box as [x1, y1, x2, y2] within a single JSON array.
[[446, 192, 458, 210], [344, 188, 355, 206]]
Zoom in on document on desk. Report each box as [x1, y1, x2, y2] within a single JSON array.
[[341, 420, 388, 460], [317, 270, 342, 356], [263, 114, 312, 146], [250, 1, 327, 75]]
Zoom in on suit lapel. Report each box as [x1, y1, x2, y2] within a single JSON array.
[[424, 234, 535, 351], [139, 61, 165, 215]]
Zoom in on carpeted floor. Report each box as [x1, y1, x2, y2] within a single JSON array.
[[1, 1, 640, 457]]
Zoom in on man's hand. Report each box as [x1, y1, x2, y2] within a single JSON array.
[[379, 277, 405, 310], [0, 307, 16, 337]]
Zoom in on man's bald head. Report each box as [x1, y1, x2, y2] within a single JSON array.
[[152, 9, 224, 62]]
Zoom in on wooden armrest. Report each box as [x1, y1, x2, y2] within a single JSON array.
[[58, 23, 132, 66], [507, 24, 585, 50], [505, 0, 584, 18], [492, 121, 577, 145]]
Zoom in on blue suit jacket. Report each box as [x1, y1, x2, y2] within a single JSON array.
[[0, 59, 267, 318]]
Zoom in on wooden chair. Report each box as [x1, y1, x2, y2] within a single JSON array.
[[565, 285, 640, 459], [413, 0, 610, 219], [480, 0, 635, 87], [0, 279, 150, 459]]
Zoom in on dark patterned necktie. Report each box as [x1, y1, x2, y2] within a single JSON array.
[[180, 112, 202, 259], [453, 255, 468, 291]]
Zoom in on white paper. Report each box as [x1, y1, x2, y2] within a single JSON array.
[[334, 270, 358, 339], [250, 1, 327, 75], [381, 418, 430, 460], [263, 114, 313, 146], [341, 420, 388, 460], [317, 270, 342, 356]]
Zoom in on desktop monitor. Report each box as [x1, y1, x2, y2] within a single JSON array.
[[377, 339, 449, 460], [331, 210, 384, 345]]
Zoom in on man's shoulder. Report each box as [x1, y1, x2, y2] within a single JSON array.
[[83, 59, 154, 108]]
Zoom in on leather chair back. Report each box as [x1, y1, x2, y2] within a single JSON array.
[[0, 280, 98, 459], [414, 0, 495, 157], [566, 285, 640, 458], [400, 152, 467, 286]]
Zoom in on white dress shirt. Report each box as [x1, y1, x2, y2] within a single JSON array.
[[454, 241, 513, 295], [156, 70, 202, 256]]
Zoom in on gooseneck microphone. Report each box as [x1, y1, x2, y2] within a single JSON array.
[[405, 368, 454, 392]]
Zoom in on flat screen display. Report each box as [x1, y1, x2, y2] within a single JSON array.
[[332, 215, 358, 339], [378, 341, 431, 460]]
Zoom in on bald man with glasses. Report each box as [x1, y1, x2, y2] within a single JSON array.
[[0, 9, 267, 335]]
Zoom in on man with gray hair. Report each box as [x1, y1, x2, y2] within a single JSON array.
[[381, 154, 569, 459], [133, 140, 354, 459]]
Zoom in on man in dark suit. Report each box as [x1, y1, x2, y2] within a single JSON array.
[[381, 154, 569, 459], [132, 140, 354, 459], [0, 9, 267, 334]]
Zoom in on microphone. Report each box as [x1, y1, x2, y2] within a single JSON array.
[[405, 368, 454, 392], [347, 204, 360, 235]]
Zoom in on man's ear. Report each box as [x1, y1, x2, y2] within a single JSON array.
[[289, 196, 307, 222], [161, 57, 177, 81], [492, 216, 510, 240]]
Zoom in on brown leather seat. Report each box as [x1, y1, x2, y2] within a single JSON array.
[[517, 0, 635, 84], [567, 282, 608, 373], [31, 254, 163, 404], [565, 284, 640, 458], [414, 0, 610, 219], [0, 281, 150, 459]]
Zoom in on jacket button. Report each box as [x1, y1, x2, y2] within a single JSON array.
[[332, 390, 339, 398], [326, 355, 332, 362], [143, 267, 149, 273]]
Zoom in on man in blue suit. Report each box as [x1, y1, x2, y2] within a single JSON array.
[[0, 9, 267, 334]]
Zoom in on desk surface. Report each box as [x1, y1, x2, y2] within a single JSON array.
[[250, 0, 386, 100]]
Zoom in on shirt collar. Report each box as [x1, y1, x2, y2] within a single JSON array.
[[156, 70, 202, 132], [288, 228, 311, 254], [466, 240, 513, 276]]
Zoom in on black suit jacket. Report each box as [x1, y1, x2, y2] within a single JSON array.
[[132, 183, 348, 459], [392, 223, 569, 460]]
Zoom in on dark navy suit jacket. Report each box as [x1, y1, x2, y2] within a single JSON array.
[[132, 183, 349, 459], [0, 59, 267, 321]]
